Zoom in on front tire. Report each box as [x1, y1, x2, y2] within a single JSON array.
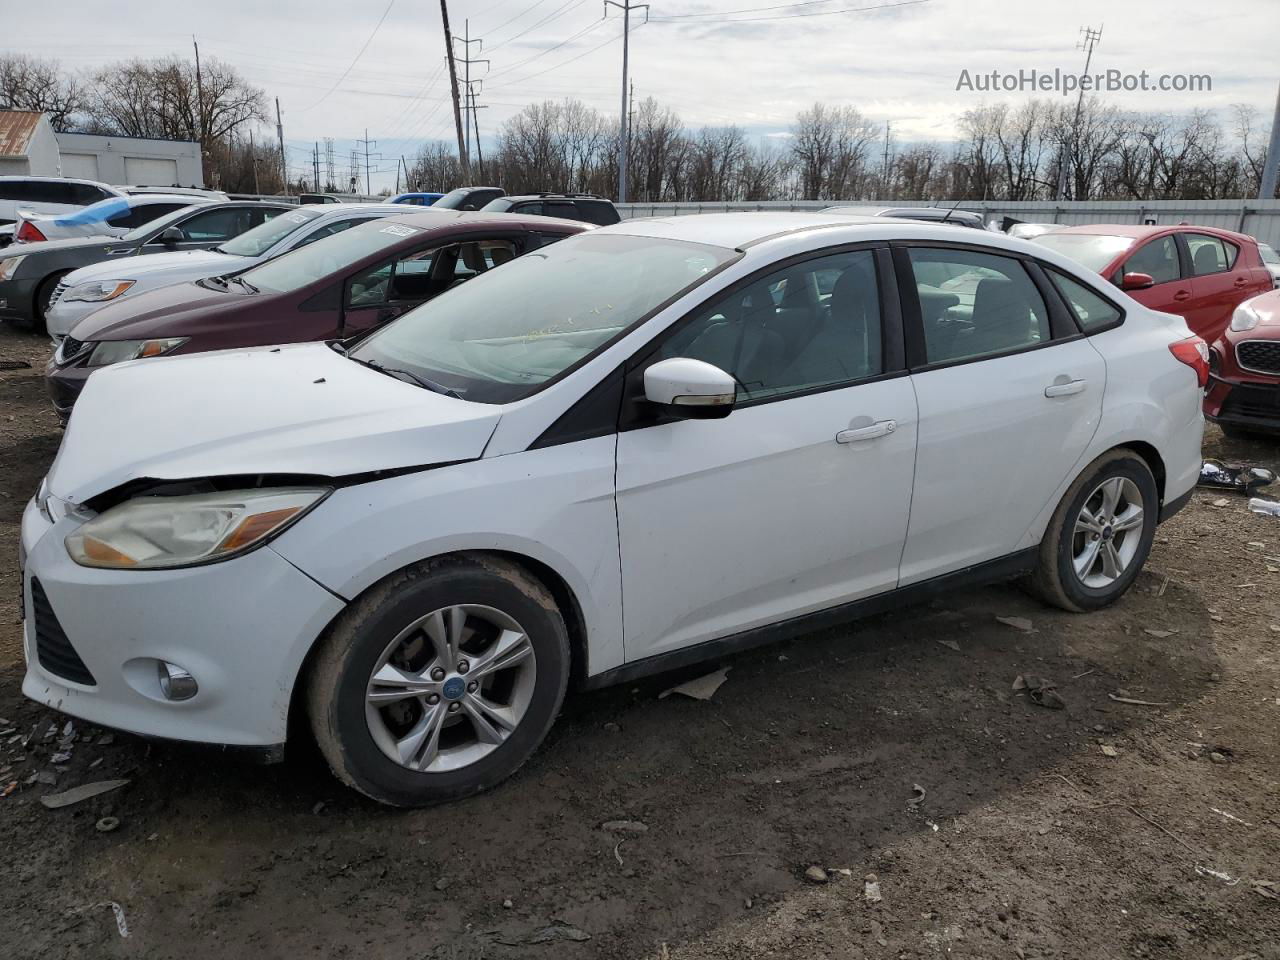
[[30, 271, 68, 334], [1027, 449, 1159, 613], [306, 555, 570, 807]]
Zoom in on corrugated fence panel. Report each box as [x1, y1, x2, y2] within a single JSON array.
[[614, 199, 1280, 248]]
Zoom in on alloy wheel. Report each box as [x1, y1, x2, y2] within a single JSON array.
[[1071, 476, 1145, 589]]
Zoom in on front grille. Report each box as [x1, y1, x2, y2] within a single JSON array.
[[1237, 340, 1280, 376], [57, 337, 90, 365], [30, 578, 96, 686], [1220, 382, 1280, 420], [48, 279, 69, 307]]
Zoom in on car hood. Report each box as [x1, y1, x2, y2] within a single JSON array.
[[47, 342, 502, 503], [66, 279, 256, 341], [65, 248, 254, 286]]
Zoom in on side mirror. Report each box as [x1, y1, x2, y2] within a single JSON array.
[[643, 357, 736, 419], [1121, 271, 1154, 291], [159, 226, 185, 245]]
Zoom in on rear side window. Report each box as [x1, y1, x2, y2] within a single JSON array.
[[1048, 270, 1123, 333], [544, 201, 579, 220], [908, 248, 1049, 365], [110, 202, 188, 229], [576, 201, 619, 225], [654, 249, 882, 402], [0, 182, 35, 201], [1185, 233, 1238, 276], [1125, 236, 1180, 284], [73, 183, 112, 205], [512, 201, 544, 216]]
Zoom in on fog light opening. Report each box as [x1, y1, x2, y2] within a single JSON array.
[[157, 661, 198, 701]]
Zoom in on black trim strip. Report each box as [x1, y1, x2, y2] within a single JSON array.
[[1159, 487, 1193, 523], [582, 547, 1038, 689]]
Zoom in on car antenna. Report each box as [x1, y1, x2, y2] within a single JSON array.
[[941, 196, 966, 225]]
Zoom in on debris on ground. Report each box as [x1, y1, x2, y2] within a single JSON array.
[[935, 638, 960, 652], [1109, 693, 1169, 707], [1012, 674, 1065, 709], [524, 922, 592, 944], [996, 616, 1034, 632], [1194, 865, 1239, 884], [1143, 628, 1177, 638], [95, 816, 121, 833], [804, 865, 829, 884], [0, 360, 31, 371], [906, 784, 927, 807], [1199, 459, 1277, 493], [601, 819, 648, 834], [104, 901, 129, 938], [1101, 745, 1119, 758], [1249, 498, 1280, 517], [864, 874, 883, 903], [1252, 880, 1280, 901], [39, 779, 129, 809], [1211, 807, 1253, 826], [659, 667, 730, 701]]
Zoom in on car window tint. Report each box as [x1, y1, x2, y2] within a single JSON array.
[[112, 202, 187, 229], [655, 249, 883, 402], [908, 248, 1049, 364], [294, 217, 373, 249], [576, 201, 618, 225], [1124, 236, 1180, 284], [1185, 233, 1233, 276], [73, 183, 111, 205], [544, 201, 578, 220], [349, 246, 445, 307], [1049, 270, 1123, 333], [0, 182, 34, 201], [171, 207, 247, 242], [513, 201, 544, 216]]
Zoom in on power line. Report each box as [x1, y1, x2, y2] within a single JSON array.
[[298, 0, 398, 112], [486, 17, 606, 80], [649, 0, 929, 23], [486, 0, 592, 55], [657, 0, 844, 17], [481, 0, 557, 41], [486, 23, 629, 92]]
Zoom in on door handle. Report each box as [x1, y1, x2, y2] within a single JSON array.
[[836, 419, 896, 444], [1173, 289, 1191, 301], [1233, 277, 1250, 287], [1044, 379, 1086, 398]]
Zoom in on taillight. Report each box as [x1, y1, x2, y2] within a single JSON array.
[[16, 220, 46, 243], [1169, 336, 1210, 389]]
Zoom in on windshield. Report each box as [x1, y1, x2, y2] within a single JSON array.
[[239, 220, 423, 294], [219, 208, 322, 257], [349, 232, 739, 404], [1033, 233, 1135, 273]]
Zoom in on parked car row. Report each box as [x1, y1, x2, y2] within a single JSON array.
[[18, 208, 1210, 806]]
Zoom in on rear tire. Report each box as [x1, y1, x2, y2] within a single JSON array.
[[306, 554, 570, 807], [1026, 449, 1159, 613]]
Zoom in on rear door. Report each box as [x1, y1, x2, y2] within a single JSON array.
[[896, 243, 1105, 584], [615, 246, 918, 662], [1181, 232, 1261, 342]]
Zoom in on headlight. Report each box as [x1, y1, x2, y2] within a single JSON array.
[[62, 279, 135, 303], [66, 487, 330, 569], [1230, 304, 1260, 333], [0, 255, 26, 281], [86, 337, 188, 367]]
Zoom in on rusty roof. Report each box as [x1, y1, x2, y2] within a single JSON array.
[[0, 111, 43, 158]]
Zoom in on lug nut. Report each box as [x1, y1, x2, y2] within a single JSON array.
[[448, 702, 460, 713], [427, 694, 440, 705], [457, 659, 470, 674], [430, 667, 446, 681], [467, 681, 478, 693]]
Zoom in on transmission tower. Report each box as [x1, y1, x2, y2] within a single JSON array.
[[324, 138, 336, 191], [1056, 24, 1103, 200], [348, 150, 361, 194], [454, 20, 489, 173]]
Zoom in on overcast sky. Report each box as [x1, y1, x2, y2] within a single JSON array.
[[3, 0, 1275, 191]]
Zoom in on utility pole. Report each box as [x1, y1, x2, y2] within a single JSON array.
[[313, 142, 321, 192], [1258, 79, 1280, 200], [275, 97, 287, 195], [249, 130, 260, 194], [440, 0, 470, 178], [357, 128, 377, 195], [193, 36, 206, 183], [1057, 24, 1102, 201], [604, 0, 649, 204], [881, 121, 892, 198], [454, 21, 488, 171], [469, 85, 488, 179], [400, 155, 410, 192]]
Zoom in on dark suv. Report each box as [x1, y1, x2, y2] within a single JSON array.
[[479, 193, 621, 226], [432, 186, 506, 211]]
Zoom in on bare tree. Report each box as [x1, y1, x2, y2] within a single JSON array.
[[0, 54, 83, 129]]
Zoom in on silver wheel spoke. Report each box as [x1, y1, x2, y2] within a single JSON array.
[[1075, 537, 1102, 578], [1099, 540, 1122, 580], [1100, 477, 1123, 518], [1075, 511, 1104, 536], [1112, 504, 1144, 532], [423, 605, 467, 665], [367, 663, 438, 705], [461, 692, 519, 745], [470, 629, 533, 680], [396, 703, 447, 770]]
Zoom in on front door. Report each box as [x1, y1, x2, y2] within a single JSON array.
[[896, 244, 1105, 583], [615, 247, 918, 662]]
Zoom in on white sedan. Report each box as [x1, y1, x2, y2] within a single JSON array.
[[21, 213, 1206, 806]]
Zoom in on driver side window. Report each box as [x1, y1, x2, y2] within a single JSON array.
[[653, 249, 883, 403], [1124, 236, 1180, 285]]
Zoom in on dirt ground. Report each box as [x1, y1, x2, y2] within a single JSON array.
[[1, 320, 1278, 959]]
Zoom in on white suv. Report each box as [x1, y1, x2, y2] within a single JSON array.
[[20, 213, 1205, 806], [0, 176, 124, 245]]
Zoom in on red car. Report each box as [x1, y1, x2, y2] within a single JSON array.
[[1035, 224, 1273, 343], [1205, 288, 1280, 437], [45, 211, 589, 419]]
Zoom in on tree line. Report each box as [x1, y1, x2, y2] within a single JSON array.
[[2, 52, 1273, 201]]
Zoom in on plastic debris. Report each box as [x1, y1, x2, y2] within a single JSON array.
[[1108, 693, 1169, 707], [104, 901, 129, 937], [526, 923, 591, 944], [804, 865, 829, 884], [864, 874, 883, 903], [1249, 498, 1280, 517], [1194, 865, 1239, 885], [39, 779, 129, 809], [1198, 459, 1277, 493], [1012, 674, 1065, 709], [659, 667, 729, 701], [996, 616, 1034, 632], [1211, 807, 1253, 826], [1101, 744, 1119, 757], [906, 784, 927, 807]]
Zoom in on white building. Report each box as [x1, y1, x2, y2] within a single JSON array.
[[55, 132, 204, 187], [0, 111, 61, 176]]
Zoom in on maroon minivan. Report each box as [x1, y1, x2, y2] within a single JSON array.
[[46, 211, 589, 419]]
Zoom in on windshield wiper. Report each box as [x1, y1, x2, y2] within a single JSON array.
[[354, 357, 463, 398], [203, 275, 229, 288], [227, 275, 259, 293]]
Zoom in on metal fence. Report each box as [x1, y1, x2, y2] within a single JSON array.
[[613, 199, 1280, 248]]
